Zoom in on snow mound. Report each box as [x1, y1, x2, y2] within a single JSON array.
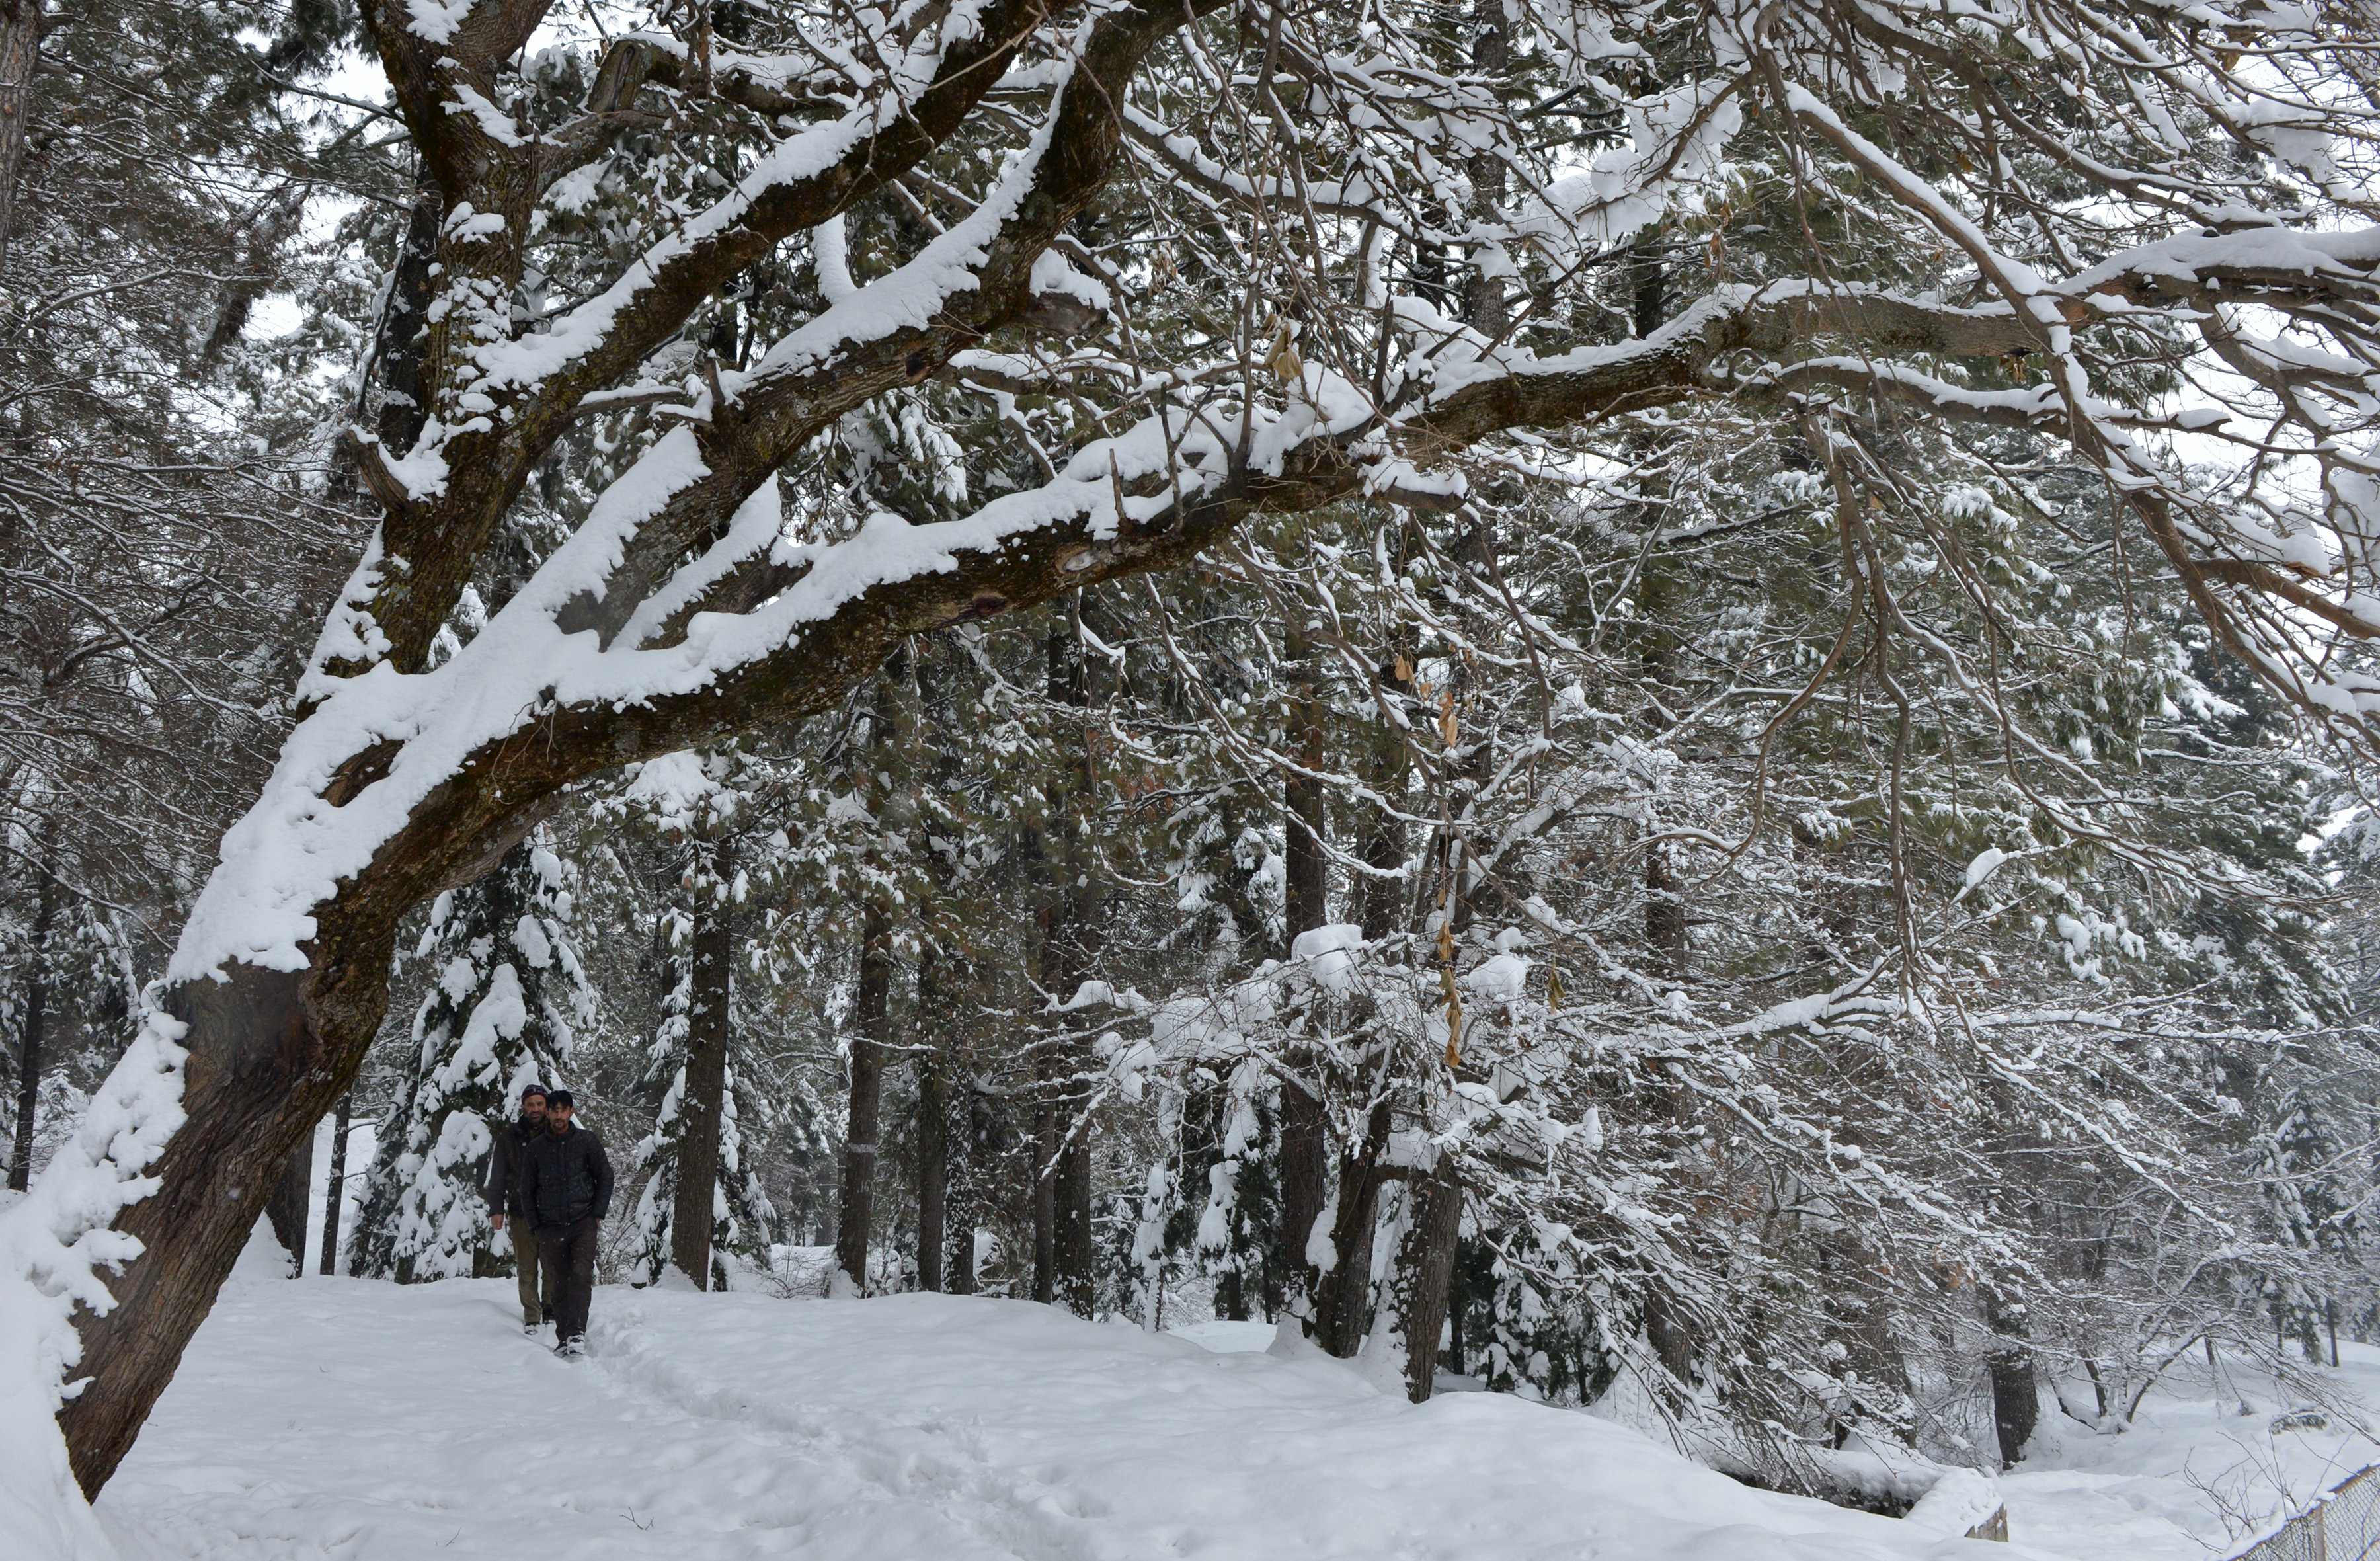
[[225, 1215, 292, 1287], [99, 1275, 2039, 1559], [1907, 1468, 2006, 1537], [0, 1196, 114, 1561]]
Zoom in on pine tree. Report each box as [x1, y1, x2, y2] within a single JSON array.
[[628, 892, 782, 1289], [623, 755, 782, 1289], [351, 834, 586, 1282]]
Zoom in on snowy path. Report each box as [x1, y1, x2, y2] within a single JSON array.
[[99, 1268, 2028, 1561]]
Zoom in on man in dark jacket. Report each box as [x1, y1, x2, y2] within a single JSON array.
[[483, 1082, 549, 1334], [516, 1088, 613, 1356]]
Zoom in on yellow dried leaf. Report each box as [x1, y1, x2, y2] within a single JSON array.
[[1262, 321, 1303, 384]]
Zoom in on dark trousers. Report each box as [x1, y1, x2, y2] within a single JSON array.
[[537, 1215, 598, 1340]]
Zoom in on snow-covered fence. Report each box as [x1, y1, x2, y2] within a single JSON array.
[[2229, 1464, 2380, 1561]]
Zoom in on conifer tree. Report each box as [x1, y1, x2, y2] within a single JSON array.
[[350, 834, 586, 1282], [623, 753, 782, 1288]]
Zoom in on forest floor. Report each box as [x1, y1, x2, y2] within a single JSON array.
[[94, 1226, 2032, 1561]]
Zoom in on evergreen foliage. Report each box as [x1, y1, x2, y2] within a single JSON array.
[[352, 835, 587, 1282]]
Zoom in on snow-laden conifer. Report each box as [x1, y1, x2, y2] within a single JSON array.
[[350, 834, 587, 1282], [617, 752, 781, 1287]]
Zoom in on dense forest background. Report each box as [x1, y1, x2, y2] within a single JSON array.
[[6, 0, 2380, 1505]]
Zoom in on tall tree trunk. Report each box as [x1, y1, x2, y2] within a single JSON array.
[[834, 892, 892, 1294], [1031, 1076, 1057, 1303], [7, 823, 56, 1192], [945, 1080, 985, 1296], [670, 832, 735, 1288], [1054, 1111, 1095, 1316], [1277, 625, 1330, 1323], [1983, 1284, 2039, 1469], [1043, 614, 1103, 1318], [834, 651, 912, 1296], [1392, 1158, 1464, 1403], [915, 951, 949, 1293], [0, 1, 40, 281], [317, 1090, 352, 1276], [1314, 1102, 1390, 1358]]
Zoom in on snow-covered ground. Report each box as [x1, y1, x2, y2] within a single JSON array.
[[2000, 1347, 2380, 1560], [97, 1234, 2026, 1561]]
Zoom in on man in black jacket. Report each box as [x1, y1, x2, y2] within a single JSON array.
[[516, 1089, 614, 1357], [483, 1082, 550, 1334]]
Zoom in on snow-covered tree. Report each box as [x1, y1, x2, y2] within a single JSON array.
[[609, 750, 785, 1287], [350, 834, 587, 1282], [626, 842, 783, 1289], [24, 0, 2380, 1503]]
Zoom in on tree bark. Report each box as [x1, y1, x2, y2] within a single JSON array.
[[1983, 1285, 2039, 1469], [264, 1131, 314, 1278], [1055, 1115, 1095, 1316], [0, 1, 40, 282], [915, 951, 949, 1293], [834, 892, 892, 1294], [1031, 1073, 1057, 1304], [1277, 627, 1331, 1322], [374, 188, 442, 453], [1314, 1103, 1390, 1358], [7, 824, 55, 1192], [317, 1090, 352, 1276], [1393, 1158, 1464, 1404], [834, 650, 914, 1295], [61, 946, 397, 1496], [1043, 616, 1103, 1318], [669, 832, 734, 1289], [946, 1081, 986, 1296]]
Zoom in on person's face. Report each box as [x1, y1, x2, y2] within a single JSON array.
[[522, 1094, 548, 1125], [549, 1102, 574, 1134]]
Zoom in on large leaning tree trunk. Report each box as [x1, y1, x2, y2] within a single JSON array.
[[15, 0, 2377, 1502]]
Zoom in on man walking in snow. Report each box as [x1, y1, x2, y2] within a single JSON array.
[[483, 1082, 551, 1334], [516, 1088, 614, 1357]]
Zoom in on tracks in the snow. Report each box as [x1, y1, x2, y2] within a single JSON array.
[[579, 1299, 1113, 1560]]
